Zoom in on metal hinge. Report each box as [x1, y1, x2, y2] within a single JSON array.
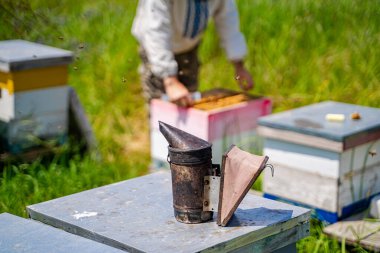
[[203, 176, 220, 212]]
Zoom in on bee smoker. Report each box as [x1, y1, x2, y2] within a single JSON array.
[[159, 121, 272, 226], [159, 121, 216, 223]]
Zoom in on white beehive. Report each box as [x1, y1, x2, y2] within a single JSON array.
[[258, 101, 380, 223], [0, 40, 73, 153]]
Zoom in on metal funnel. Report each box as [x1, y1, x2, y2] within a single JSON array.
[[158, 121, 211, 150]]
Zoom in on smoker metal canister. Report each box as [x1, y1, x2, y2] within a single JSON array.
[[168, 144, 213, 224]]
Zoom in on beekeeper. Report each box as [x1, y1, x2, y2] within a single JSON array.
[[132, 0, 253, 107]]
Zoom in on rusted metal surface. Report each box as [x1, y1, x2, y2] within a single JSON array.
[[170, 161, 213, 223], [159, 121, 214, 223], [159, 121, 210, 150]]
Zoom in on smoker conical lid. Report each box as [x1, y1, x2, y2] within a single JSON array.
[[158, 121, 211, 150], [217, 145, 269, 227]]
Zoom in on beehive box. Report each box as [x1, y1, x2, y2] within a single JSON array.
[[258, 101, 380, 223], [0, 40, 73, 153], [150, 89, 272, 169]]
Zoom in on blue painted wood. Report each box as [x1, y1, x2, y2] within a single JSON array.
[[0, 213, 125, 253], [263, 193, 339, 223], [263, 193, 378, 224], [0, 40, 73, 72], [27, 171, 310, 253], [258, 101, 380, 144]]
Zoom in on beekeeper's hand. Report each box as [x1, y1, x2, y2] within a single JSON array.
[[233, 61, 254, 91], [164, 76, 194, 107]]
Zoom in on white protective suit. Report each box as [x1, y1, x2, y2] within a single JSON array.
[[132, 0, 248, 78]]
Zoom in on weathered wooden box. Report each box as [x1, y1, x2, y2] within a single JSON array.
[[0, 40, 72, 153], [258, 101, 380, 223], [150, 89, 272, 168]]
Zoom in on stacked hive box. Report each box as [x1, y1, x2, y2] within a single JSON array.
[[258, 101, 380, 223], [150, 89, 272, 169], [0, 40, 73, 153]]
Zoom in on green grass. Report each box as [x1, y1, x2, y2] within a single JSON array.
[[1, 0, 379, 252]]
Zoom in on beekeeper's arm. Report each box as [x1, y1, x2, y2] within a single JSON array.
[[142, 0, 192, 106], [214, 0, 253, 90]]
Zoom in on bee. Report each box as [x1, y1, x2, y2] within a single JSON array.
[[369, 149, 377, 157]]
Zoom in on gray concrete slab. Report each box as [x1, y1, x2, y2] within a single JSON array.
[[0, 213, 125, 253], [27, 171, 310, 253]]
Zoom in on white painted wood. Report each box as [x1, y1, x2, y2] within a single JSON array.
[[264, 160, 380, 214], [339, 163, 380, 211], [340, 141, 380, 177], [257, 126, 343, 152], [263, 147, 340, 179], [264, 140, 380, 179], [263, 163, 339, 212], [0, 86, 68, 122], [0, 87, 14, 121], [370, 195, 380, 219]]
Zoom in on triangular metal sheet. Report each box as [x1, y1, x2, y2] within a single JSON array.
[[217, 145, 269, 226]]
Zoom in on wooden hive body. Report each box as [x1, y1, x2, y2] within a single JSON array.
[[258, 101, 380, 223], [0, 40, 73, 153], [150, 89, 272, 169]]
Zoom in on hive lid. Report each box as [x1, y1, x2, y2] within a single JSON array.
[[258, 101, 380, 150], [0, 40, 73, 72], [217, 145, 269, 226]]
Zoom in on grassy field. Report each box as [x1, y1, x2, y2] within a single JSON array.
[[1, 0, 379, 252]]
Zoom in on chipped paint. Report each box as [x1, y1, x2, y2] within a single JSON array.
[[72, 211, 98, 219]]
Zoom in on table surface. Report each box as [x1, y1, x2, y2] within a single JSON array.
[[0, 213, 125, 253], [27, 171, 310, 253], [0, 40, 72, 72], [258, 101, 380, 142]]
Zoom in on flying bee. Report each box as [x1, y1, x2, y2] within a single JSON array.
[[369, 149, 377, 157]]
